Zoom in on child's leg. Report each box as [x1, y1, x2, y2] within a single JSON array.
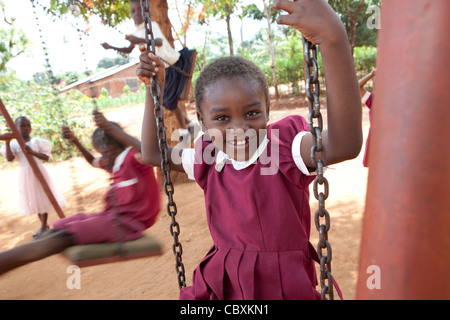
[[38, 213, 48, 233], [0, 230, 75, 275], [33, 213, 49, 239]]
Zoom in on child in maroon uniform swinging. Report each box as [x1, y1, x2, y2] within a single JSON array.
[[138, 0, 362, 300], [0, 111, 160, 275]]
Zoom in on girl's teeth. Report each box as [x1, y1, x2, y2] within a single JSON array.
[[227, 139, 247, 146]]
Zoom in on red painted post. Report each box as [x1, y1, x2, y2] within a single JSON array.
[[0, 98, 65, 219], [356, 0, 450, 299]]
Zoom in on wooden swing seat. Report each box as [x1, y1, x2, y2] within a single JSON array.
[[61, 234, 162, 268]]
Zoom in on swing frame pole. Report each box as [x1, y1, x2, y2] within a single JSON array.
[[0, 98, 65, 219], [356, 0, 450, 299]]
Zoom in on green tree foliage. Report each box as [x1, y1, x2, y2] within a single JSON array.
[[97, 55, 131, 70], [0, 82, 92, 164], [353, 46, 377, 76], [0, 0, 378, 169], [197, 0, 242, 55], [328, 0, 381, 51], [44, 0, 130, 26], [240, 27, 304, 94], [0, 79, 147, 166], [0, 0, 29, 73], [33, 70, 83, 86]]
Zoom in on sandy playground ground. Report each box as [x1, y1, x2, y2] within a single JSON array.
[[0, 97, 371, 300]]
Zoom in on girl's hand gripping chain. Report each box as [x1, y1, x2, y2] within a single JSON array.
[[61, 126, 77, 143], [136, 44, 166, 88], [93, 110, 111, 131], [273, 0, 345, 46], [274, 0, 362, 167]]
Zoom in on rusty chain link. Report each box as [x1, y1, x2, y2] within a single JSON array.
[[303, 36, 334, 300], [140, 0, 186, 289]]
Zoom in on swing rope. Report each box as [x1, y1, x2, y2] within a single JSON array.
[[27, 0, 162, 267], [303, 37, 334, 300], [29, 0, 88, 215], [140, 0, 186, 289]]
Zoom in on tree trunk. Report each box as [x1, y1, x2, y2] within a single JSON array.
[[149, 0, 175, 48], [263, 0, 279, 99], [225, 4, 234, 56], [347, 0, 365, 55]]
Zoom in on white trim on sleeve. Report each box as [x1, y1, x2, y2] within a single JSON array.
[[181, 148, 195, 180], [116, 178, 138, 188], [362, 91, 371, 105], [291, 131, 315, 176]]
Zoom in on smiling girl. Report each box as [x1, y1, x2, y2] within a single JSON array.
[[138, 0, 362, 300]]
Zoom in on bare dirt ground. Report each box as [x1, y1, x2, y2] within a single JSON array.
[[0, 96, 371, 300]]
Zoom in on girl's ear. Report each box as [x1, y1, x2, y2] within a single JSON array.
[[196, 111, 207, 132]]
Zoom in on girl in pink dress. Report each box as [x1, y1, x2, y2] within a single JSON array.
[[139, 0, 362, 300], [0, 116, 66, 237]]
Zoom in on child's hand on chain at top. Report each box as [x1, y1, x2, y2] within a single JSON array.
[[62, 126, 77, 143], [93, 109, 111, 130], [273, 0, 346, 47], [136, 44, 166, 89]]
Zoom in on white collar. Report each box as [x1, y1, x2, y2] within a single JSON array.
[[214, 136, 269, 172], [112, 148, 131, 173]]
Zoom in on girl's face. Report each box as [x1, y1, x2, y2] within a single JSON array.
[[197, 77, 269, 162], [16, 118, 32, 140], [130, 2, 144, 26], [94, 142, 121, 173]]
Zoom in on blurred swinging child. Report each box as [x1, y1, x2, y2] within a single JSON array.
[[0, 111, 161, 275]]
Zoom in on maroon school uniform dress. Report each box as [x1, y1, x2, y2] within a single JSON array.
[[179, 115, 321, 300], [53, 148, 160, 244]]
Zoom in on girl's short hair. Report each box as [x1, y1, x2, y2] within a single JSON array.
[[92, 122, 126, 149], [15, 116, 30, 125], [195, 56, 269, 114]]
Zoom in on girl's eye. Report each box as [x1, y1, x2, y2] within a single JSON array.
[[246, 111, 259, 117], [215, 115, 229, 122]]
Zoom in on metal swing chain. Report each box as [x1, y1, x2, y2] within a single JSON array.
[[140, 0, 186, 289], [30, 0, 85, 214], [303, 36, 334, 300]]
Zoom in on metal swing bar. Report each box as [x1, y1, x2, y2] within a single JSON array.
[[356, 0, 450, 300]]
